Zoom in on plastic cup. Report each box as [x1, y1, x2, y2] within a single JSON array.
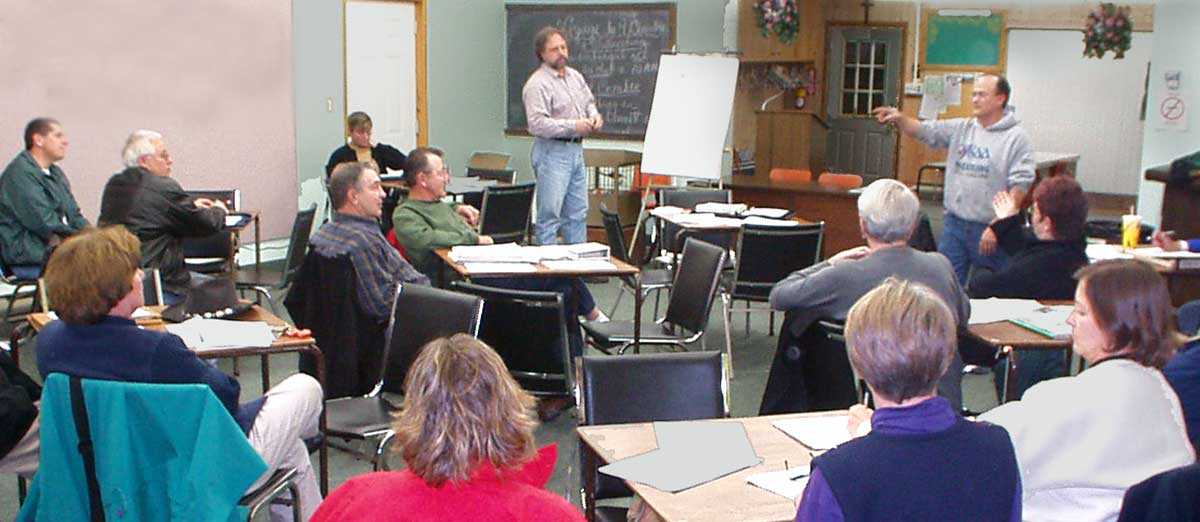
[[1122, 214, 1141, 248]]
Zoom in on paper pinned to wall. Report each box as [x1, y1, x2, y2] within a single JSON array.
[[945, 74, 963, 105], [919, 74, 948, 119]]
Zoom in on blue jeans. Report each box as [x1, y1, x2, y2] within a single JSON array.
[[8, 265, 41, 280], [531, 138, 588, 245], [940, 212, 1009, 285]]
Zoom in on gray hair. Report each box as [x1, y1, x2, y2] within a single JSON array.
[[122, 129, 163, 168], [856, 179, 919, 243]]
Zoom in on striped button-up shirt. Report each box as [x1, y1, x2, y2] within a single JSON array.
[[310, 213, 429, 322], [522, 63, 600, 139]]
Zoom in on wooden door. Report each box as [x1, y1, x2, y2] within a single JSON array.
[[824, 26, 901, 181]]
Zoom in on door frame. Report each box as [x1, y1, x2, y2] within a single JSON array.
[[824, 21, 906, 179], [342, 0, 429, 147]]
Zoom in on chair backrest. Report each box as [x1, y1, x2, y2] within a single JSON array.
[[379, 283, 483, 394], [576, 351, 728, 501], [663, 238, 727, 335], [769, 168, 812, 184], [809, 319, 862, 410], [22, 374, 266, 521], [658, 188, 731, 209], [598, 205, 631, 264], [451, 282, 571, 396], [731, 222, 824, 300], [817, 172, 864, 190], [280, 206, 318, 287], [479, 182, 535, 244]]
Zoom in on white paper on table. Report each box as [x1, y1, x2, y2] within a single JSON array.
[[224, 215, 243, 227], [132, 307, 158, 319], [649, 206, 687, 218], [1132, 246, 1200, 259], [742, 216, 800, 227], [448, 243, 539, 263], [1086, 243, 1133, 262], [968, 298, 1044, 325], [541, 259, 617, 271], [744, 207, 790, 219], [460, 262, 537, 274], [1009, 305, 1074, 339], [772, 416, 854, 451], [694, 202, 748, 215], [746, 465, 811, 501], [165, 318, 274, 351], [670, 213, 745, 229]]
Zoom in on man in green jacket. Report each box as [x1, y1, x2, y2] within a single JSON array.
[[0, 118, 89, 278]]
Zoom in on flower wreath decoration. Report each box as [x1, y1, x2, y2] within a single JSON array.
[[1083, 3, 1133, 59], [754, 0, 801, 44]]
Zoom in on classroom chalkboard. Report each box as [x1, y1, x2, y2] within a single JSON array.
[[922, 11, 1006, 73], [505, 4, 676, 139]]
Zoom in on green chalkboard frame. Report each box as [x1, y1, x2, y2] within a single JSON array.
[[920, 9, 1007, 74], [504, 3, 677, 140]]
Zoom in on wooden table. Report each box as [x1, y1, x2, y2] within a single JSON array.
[[577, 411, 846, 522], [966, 300, 1073, 402], [433, 249, 644, 350], [727, 178, 858, 258], [17, 305, 331, 495]]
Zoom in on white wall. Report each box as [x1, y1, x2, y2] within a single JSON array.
[[1007, 29, 1151, 195], [1136, 0, 1200, 226]]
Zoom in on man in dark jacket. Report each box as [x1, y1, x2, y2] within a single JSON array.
[[99, 130, 227, 302], [0, 350, 40, 478], [0, 118, 89, 278]]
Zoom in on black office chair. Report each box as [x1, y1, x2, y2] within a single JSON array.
[[479, 182, 535, 245], [656, 188, 733, 258], [575, 351, 729, 522], [323, 283, 483, 470], [235, 206, 317, 312], [452, 282, 572, 396], [720, 222, 824, 375], [599, 206, 671, 318], [183, 189, 240, 274], [582, 238, 726, 355]]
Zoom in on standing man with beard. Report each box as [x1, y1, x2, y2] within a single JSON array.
[[873, 75, 1035, 284], [522, 26, 603, 246]]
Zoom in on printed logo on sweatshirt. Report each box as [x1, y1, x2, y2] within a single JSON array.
[[954, 143, 993, 177]]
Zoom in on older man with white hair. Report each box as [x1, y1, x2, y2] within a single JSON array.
[[760, 179, 970, 414], [99, 130, 227, 303]]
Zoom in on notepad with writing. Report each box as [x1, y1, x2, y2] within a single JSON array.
[[746, 465, 811, 500]]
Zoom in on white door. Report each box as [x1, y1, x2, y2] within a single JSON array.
[[345, 1, 418, 154]]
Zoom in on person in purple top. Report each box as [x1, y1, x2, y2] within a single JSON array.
[[795, 278, 1021, 522]]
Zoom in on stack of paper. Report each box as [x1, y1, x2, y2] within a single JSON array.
[[649, 206, 687, 218], [1131, 246, 1200, 270], [670, 213, 746, 229], [541, 259, 617, 271], [1086, 243, 1133, 262], [448, 243, 542, 263], [743, 207, 790, 219], [746, 465, 811, 500], [968, 298, 1046, 325], [460, 262, 537, 274], [694, 202, 748, 215], [165, 318, 275, 351], [772, 415, 854, 451], [742, 216, 800, 227], [599, 420, 762, 493]]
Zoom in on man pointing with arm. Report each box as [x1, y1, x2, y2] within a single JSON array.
[[872, 74, 1035, 284]]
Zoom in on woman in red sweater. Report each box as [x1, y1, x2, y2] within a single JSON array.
[[311, 334, 584, 522]]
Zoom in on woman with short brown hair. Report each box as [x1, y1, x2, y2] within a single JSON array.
[[981, 260, 1195, 521], [311, 334, 583, 521]]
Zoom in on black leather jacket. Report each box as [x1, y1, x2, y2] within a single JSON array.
[[99, 167, 225, 293]]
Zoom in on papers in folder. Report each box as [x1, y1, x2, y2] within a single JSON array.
[[598, 420, 762, 493], [165, 318, 275, 351], [772, 415, 853, 451], [1008, 305, 1073, 339]]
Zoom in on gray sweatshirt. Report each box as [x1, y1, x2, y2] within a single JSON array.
[[918, 106, 1036, 224]]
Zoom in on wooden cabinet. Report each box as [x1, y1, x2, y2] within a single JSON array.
[[754, 110, 828, 177], [739, 0, 826, 62]]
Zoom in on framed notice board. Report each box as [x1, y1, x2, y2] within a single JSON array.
[[505, 3, 676, 139], [921, 10, 1007, 74]]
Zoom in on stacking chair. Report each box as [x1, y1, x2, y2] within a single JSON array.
[[656, 188, 733, 259], [235, 206, 317, 312], [720, 222, 824, 375], [0, 247, 41, 325], [599, 206, 671, 318], [465, 151, 515, 183], [452, 282, 573, 396], [582, 239, 726, 355], [19, 374, 302, 521], [817, 172, 864, 190], [815, 320, 867, 406], [323, 283, 482, 471], [575, 351, 729, 522], [478, 182, 535, 244], [183, 189, 240, 274]]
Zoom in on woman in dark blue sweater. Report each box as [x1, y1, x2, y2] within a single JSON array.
[[796, 278, 1021, 522]]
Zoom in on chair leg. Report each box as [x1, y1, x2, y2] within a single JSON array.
[[769, 311, 775, 336], [745, 302, 751, 337], [609, 286, 625, 317], [288, 482, 303, 522], [373, 431, 397, 471], [721, 294, 734, 379]]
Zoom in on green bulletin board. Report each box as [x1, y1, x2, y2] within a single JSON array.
[[922, 11, 1006, 73]]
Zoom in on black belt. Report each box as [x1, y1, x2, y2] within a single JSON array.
[[552, 137, 583, 144]]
